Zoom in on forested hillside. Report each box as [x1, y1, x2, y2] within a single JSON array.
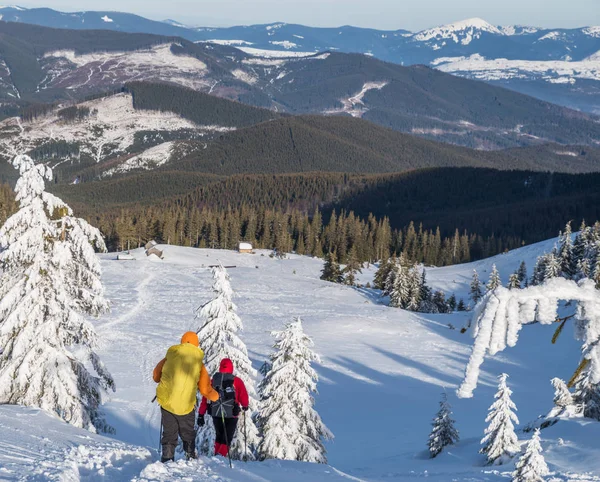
[[43, 167, 600, 264]]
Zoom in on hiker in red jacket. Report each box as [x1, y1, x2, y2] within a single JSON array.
[[198, 358, 249, 457]]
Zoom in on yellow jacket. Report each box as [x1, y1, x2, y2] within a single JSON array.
[[153, 343, 219, 415]]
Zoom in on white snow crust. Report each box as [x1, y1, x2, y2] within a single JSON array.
[[433, 53, 600, 83]]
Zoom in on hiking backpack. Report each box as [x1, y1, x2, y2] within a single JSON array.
[[210, 373, 237, 418]]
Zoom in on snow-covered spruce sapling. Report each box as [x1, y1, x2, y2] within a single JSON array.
[[389, 263, 409, 308], [0, 155, 113, 432], [405, 266, 422, 312], [508, 272, 521, 290], [487, 264, 501, 291], [480, 373, 520, 465], [470, 270, 483, 305], [320, 251, 343, 284], [511, 429, 549, 482], [517, 261, 528, 284], [343, 246, 362, 286], [258, 318, 333, 463], [557, 221, 574, 278], [550, 378, 573, 416], [196, 265, 260, 459], [544, 253, 561, 281], [428, 393, 459, 458]]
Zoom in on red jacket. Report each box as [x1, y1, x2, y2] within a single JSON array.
[[199, 358, 249, 417]]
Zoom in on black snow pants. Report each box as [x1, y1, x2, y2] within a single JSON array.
[[213, 416, 238, 446], [160, 407, 196, 461]]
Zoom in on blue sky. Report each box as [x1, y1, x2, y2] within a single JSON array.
[[16, 0, 600, 30]]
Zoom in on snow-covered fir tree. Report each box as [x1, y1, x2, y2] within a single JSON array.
[[487, 265, 501, 291], [508, 272, 521, 290], [420, 269, 432, 302], [258, 318, 333, 463], [447, 294, 457, 312], [457, 299, 467, 311], [0, 155, 113, 432], [480, 373, 520, 465], [470, 270, 483, 305], [383, 258, 399, 297], [531, 254, 549, 286], [432, 291, 449, 314], [576, 258, 591, 281], [511, 429, 549, 482], [343, 246, 362, 286], [571, 222, 589, 276], [389, 263, 409, 308], [320, 252, 343, 284], [558, 221, 574, 277], [517, 261, 528, 284], [572, 365, 600, 420], [594, 247, 600, 289], [405, 267, 423, 312], [196, 265, 260, 459], [428, 393, 459, 458], [544, 253, 561, 280], [373, 256, 393, 291], [551, 378, 573, 410]]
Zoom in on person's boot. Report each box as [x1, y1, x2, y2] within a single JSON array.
[[214, 444, 229, 457], [214, 442, 222, 457], [183, 441, 197, 460], [161, 444, 175, 463]]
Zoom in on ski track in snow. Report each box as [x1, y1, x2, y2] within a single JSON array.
[[2, 240, 600, 480]]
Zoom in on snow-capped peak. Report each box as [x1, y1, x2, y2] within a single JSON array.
[[500, 25, 540, 36], [583, 26, 600, 38], [415, 18, 503, 45], [0, 5, 26, 10]]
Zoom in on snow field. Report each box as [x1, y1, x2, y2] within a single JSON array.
[[43, 44, 209, 91], [98, 244, 595, 479], [432, 54, 600, 84], [1, 238, 599, 480]]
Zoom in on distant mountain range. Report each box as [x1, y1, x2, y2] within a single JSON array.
[[0, 22, 598, 151], [0, 7, 598, 113]]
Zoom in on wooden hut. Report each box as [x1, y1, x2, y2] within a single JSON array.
[[238, 242, 253, 254]]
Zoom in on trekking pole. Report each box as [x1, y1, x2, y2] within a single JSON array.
[[158, 424, 162, 460], [221, 412, 233, 469], [243, 411, 248, 462]]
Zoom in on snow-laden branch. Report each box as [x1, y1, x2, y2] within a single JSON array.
[[457, 278, 600, 398]]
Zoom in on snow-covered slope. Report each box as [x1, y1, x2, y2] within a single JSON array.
[[2, 237, 599, 480], [41, 44, 210, 92]]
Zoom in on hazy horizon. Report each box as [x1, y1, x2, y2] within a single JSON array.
[[12, 0, 600, 31]]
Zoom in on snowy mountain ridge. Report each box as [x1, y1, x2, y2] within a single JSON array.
[[414, 17, 503, 45], [0, 6, 597, 113]]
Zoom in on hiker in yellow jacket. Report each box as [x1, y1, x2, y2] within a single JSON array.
[[153, 331, 219, 462]]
